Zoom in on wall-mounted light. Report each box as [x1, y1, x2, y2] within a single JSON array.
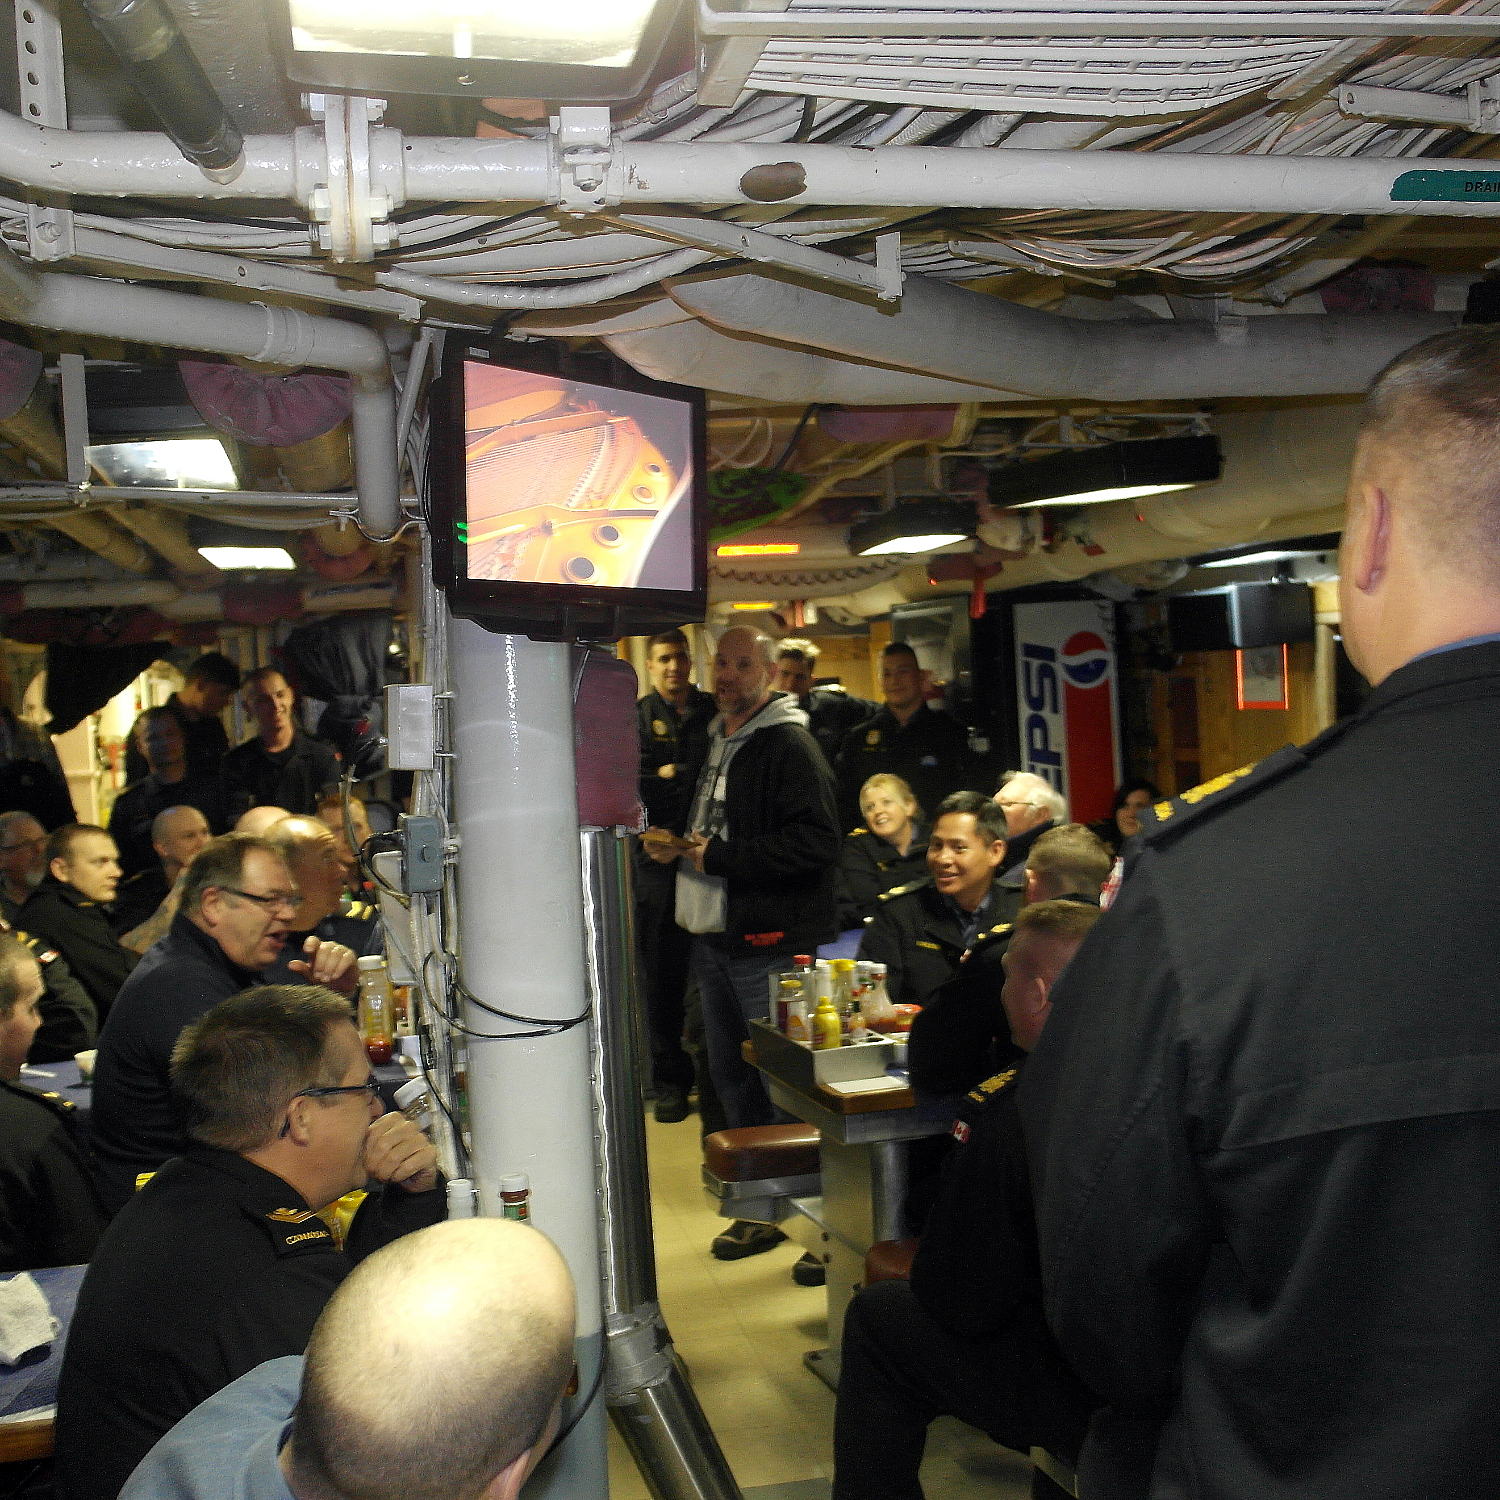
[[196, 546, 296, 570], [715, 543, 802, 558], [88, 437, 237, 491], [848, 497, 975, 557], [989, 434, 1222, 509]]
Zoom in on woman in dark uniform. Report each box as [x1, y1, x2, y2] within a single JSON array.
[[835, 773, 929, 931], [1087, 778, 1161, 859]]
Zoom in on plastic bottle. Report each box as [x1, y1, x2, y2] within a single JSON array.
[[846, 999, 870, 1045], [356, 956, 395, 1066], [445, 1179, 476, 1219], [812, 992, 842, 1050], [786, 999, 811, 1045], [500, 1173, 531, 1222], [862, 962, 896, 1029], [393, 1077, 431, 1130], [776, 977, 803, 1033], [831, 958, 857, 1019]]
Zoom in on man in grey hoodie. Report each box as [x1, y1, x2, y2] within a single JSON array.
[[644, 627, 840, 1254]]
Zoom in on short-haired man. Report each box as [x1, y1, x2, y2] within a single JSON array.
[[773, 637, 874, 770], [908, 823, 1110, 1099], [19, 822, 134, 1020], [112, 804, 213, 950], [835, 640, 976, 829], [1022, 327, 1500, 1499], [0, 932, 109, 1270], [858, 790, 1015, 1011], [109, 707, 230, 877], [123, 652, 240, 784], [119, 1219, 576, 1500], [648, 625, 839, 1257], [315, 790, 373, 899], [260, 816, 380, 980], [56, 985, 444, 1500], [221, 668, 341, 820], [0, 809, 47, 919], [833, 901, 1100, 1500], [635, 628, 716, 1123], [993, 770, 1068, 890], [90, 832, 357, 1207]]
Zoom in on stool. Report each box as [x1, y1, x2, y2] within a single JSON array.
[[701, 1124, 821, 1223]]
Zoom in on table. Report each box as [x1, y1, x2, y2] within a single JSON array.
[[746, 1022, 952, 1386], [0, 1264, 86, 1464]]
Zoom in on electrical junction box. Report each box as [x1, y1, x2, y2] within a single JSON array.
[[385, 684, 436, 770], [400, 814, 445, 894]]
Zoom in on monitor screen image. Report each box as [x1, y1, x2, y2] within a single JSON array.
[[457, 362, 694, 593]]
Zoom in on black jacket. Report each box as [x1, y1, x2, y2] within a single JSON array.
[[220, 728, 341, 819], [1022, 640, 1500, 1500], [9, 923, 97, 1062], [637, 687, 716, 834], [684, 699, 840, 955], [0, 1079, 108, 1271], [54, 1146, 445, 1500], [19, 875, 136, 1020], [835, 702, 978, 829], [123, 695, 229, 785], [802, 686, 875, 769], [106, 772, 230, 877], [90, 913, 259, 1206], [834, 821, 929, 931], [857, 877, 1017, 1010], [906, 919, 1022, 1097]]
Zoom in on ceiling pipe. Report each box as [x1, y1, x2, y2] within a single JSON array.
[[2, 107, 1500, 220], [38, 510, 156, 575], [666, 273, 1460, 401], [0, 552, 133, 583], [3, 576, 397, 616], [0, 242, 401, 539], [110, 504, 222, 579]]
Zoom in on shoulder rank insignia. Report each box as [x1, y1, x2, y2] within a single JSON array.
[[263, 1206, 335, 1256], [1144, 744, 1306, 840], [340, 899, 375, 921], [865, 729, 881, 746], [965, 1065, 1020, 1105], [962, 922, 1012, 959], [878, 877, 929, 901], [652, 718, 669, 738], [14, 930, 60, 966]]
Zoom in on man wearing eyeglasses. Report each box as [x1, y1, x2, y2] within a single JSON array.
[[992, 771, 1066, 891], [0, 809, 47, 920], [91, 832, 358, 1209], [56, 985, 443, 1500]]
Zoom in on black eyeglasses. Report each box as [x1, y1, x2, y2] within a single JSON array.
[[214, 885, 299, 916], [278, 1076, 380, 1136]]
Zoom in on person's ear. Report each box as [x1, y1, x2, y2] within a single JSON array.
[[478, 1449, 535, 1500], [281, 1095, 316, 1147], [48, 856, 67, 883], [1348, 484, 1391, 595], [1023, 868, 1040, 906]]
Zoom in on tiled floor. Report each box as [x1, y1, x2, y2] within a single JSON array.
[[603, 1107, 1035, 1499]]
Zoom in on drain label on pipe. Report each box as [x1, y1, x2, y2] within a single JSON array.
[[1391, 170, 1500, 202]]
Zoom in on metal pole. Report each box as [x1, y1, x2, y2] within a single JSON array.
[[580, 829, 742, 1500], [448, 618, 608, 1500]]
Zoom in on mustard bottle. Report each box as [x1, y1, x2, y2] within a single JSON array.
[[812, 993, 842, 1051]]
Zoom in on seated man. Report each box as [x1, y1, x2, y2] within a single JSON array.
[[260, 816, 380, 981], [908, 822, 1111, 1098], [858, 791, 1014, 1009], [113, 804, 213, 948], [19, 822, 134, 1022], [120, 1218, 575, 1500], [992, 771, 1067, 891], [91, 833, 356, 1207], [55, 984, 445, 1500], [0, 809, 47, 921], [0, 931, 108, 1270], [832, 902, 1102, 1500], [315, 789, 374, 901]]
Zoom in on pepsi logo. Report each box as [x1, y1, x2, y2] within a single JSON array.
[[1060, 631, 1111, 689]]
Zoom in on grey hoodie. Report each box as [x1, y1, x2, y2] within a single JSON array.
[[674, 692, 810, 935]]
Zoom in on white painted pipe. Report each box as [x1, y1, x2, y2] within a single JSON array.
[[6, 578, 397, 616], [0, 241, 402, 539], [0, 105, 1499, 220], [667, 273, 1460, 400], [448, 619, 608, 1500]]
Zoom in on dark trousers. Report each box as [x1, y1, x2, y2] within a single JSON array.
[[689, 938, 793, 1128], [635, 866, 696, 1093], [833, 1278, 1033, 1500]]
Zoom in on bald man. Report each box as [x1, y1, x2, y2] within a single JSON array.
[[235, 805, 293, 837], [113, 804, 213, 941], [646, 626, 839, 1259], [119, 1219, 577, 1500]]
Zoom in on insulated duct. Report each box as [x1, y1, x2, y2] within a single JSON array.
[[0, 243, 401, 539], [664, 274, 1460, 402]]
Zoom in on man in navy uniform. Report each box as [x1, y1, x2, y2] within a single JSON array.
[[772, 637, 873, 770], [635, 629, 715, 1124], [1022, 326, 1500, 1500]]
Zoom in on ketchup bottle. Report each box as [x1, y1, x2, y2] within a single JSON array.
[[356, 956, 395, 1066]]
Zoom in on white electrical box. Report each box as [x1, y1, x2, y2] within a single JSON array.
[[385, 683, 436, 770]]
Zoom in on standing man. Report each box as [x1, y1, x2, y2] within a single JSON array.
[[836, 641, 974, 829], [19, 823, 134, 1022], [1022, 326, 1500, 1500], [0, 809, 47, 920], [109, 707, 230, 876], [772, 637, 874, 771], [645, 626, 839, 1255], [123, 652, 240, 784], [90, 832, 356, 1206], [221, 667, 341, 820], [635, 629, 715, 1124]]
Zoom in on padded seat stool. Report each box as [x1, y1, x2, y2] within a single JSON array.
[[701, 1124, 821, 1224]]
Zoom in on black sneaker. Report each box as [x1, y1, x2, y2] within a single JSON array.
[[792, 1252, 826, 1287], [653, 1089, 691, 1124], [710, 1221, 787, 1260]]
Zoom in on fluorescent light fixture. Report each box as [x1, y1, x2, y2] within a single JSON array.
[[1200, 549, 1308, 570], [715, 543, 802, 557], [196, 546, 296, 571], [88, 438, 237, 491], [848, 498, 975, 558], [989, 435, 1222, 511], [277, 0, 682, 100], [729, 600, 779, 611]]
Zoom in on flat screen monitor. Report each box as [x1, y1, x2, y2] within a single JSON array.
[[428, 340, 706, 642], [1168, 583, 1314, 652]]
